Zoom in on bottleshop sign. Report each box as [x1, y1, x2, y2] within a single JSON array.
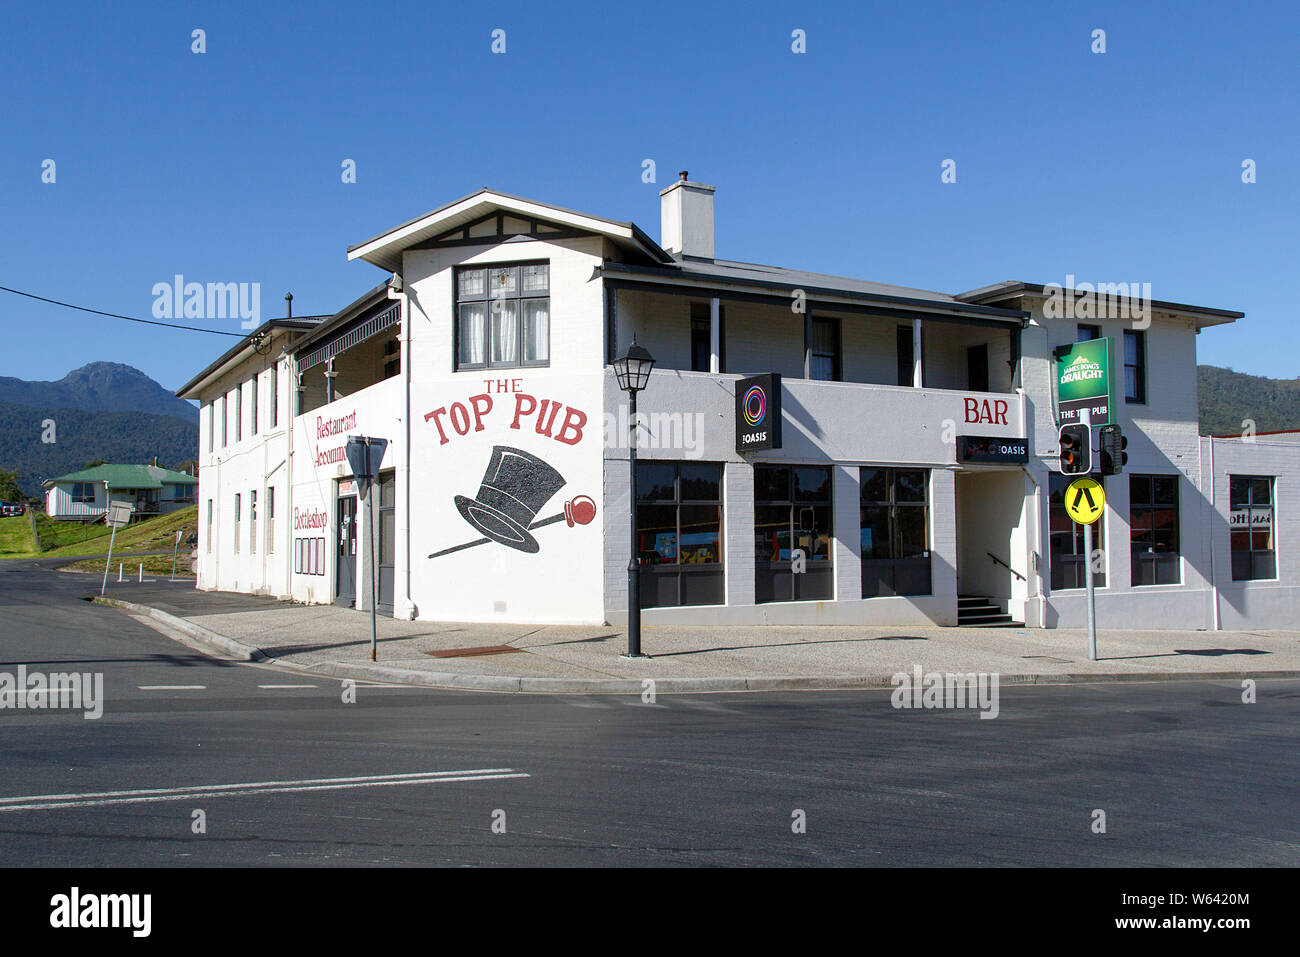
[[957, 435, 1029, 464], [1230, 509, 1272, 530], [735, 373, 782, 452], [1055, 338, 1115, 427]]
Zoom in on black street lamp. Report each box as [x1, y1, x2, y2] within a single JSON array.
[[612, 337, 655, 658]]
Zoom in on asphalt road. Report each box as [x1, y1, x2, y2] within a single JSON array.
[[1, 558, 1297, 866]]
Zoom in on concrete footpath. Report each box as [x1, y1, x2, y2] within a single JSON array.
[[84, 578, 1300, 694]]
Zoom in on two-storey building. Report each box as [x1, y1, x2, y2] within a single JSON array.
[[177, 177, 1298, 630]]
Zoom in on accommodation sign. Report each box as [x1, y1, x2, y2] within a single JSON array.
[[957, 435, 1029, 464], [735, 373, 782, 452], [1055, 337, 1115, 427]]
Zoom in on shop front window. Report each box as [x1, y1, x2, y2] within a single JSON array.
[[636, 461, 724, 608], [754, 465, 833, 603], [860, 468, 931, 596]]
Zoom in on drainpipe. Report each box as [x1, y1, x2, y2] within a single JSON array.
[[399, 279, 414, 619], [1208, 436, 1221, 631], [284, 349, 295, 600]]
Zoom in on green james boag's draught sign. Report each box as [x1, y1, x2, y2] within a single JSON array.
[[1056, 337, 1115, 427]]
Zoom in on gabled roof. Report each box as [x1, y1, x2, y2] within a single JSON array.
[[347, 188, 676, 273], [956, 281, 1243, 329], [44, 464, 199, 489]]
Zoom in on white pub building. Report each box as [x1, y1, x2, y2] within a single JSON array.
[[179, 177, 1298, 630]]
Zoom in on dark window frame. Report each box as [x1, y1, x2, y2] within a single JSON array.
[[1130, 473, 1180, 585], [635, 461, 725, 609], [1124, 329, 1147, 404], [967, 343, 989, 393], [897, 325, 914, 386], [1049, 473, 1106, 590], [1230, 475, 1276, 582], [1076, 323, 1101, 342], [860, 468, 932, 597], [754, 464, 834, 604], [454, 261, 551, 371], [810, 316, 841, 382]]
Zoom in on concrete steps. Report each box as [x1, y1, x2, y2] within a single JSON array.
[[958, 594, 1022, 628]]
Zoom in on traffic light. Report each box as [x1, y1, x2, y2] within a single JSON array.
[[1058, 423, 1091, 475], [1099, 424, 1128, 475]]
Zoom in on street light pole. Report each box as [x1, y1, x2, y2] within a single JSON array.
[[627, 388, 644, 658], [613, 338, 655, 659]]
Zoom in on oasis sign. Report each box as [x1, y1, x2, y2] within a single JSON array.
[[735, 373, 782, 452], [1055, 337, 1115, 427], [958, 435, 1029, 464]]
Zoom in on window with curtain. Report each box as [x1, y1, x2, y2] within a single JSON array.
[[810, 317, 839, 381], [456, 262, 549, 369]]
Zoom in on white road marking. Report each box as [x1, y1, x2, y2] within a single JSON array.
[[257, 684, 318, 689], [0, 768, 529, 813], [137, 685, 206, 691]]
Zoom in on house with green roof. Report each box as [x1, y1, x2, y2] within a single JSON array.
[[43, 464, 198, 522]]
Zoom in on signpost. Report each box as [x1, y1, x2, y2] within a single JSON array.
[[99, 502, 134, 597], [170, 529, 183, 581], [1065, 448, 1106, 661], [344, 435, 389, 662]]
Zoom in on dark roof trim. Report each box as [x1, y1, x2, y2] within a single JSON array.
[[175, 317, 326, 398], [957, 281, 1244, 320], [597, 262, 1028, 323]]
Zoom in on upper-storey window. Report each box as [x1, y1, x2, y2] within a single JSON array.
[[455, 262, 549, 370], [1124, 330, 1146, 403], [1077, 323, 1100, 341], [809, 317, 840, 381]]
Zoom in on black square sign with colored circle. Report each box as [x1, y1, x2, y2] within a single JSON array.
[[735, 373, 782, 452]]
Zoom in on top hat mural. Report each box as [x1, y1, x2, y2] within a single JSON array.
[[453, 446, 567, 554]]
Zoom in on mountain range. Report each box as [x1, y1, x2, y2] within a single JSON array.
[[0, 363, 198, 495], [0, 362, 198, 423]]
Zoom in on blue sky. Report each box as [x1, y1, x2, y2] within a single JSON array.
[[2, 0, 1296, 395]]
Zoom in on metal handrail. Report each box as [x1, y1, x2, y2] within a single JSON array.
[[987, 551, 1026, 581]]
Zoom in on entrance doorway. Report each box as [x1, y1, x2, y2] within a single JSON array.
[[377, 471, 395, 613], [954, 469, 1027, 625], [335, 489, 357, 607]]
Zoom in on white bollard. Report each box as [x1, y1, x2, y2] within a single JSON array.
[[118, 563, 123, 582], [138, 563, 143, 582]]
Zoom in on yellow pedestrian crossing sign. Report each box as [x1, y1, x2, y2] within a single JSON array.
[[1064, 477, 1106, 524]]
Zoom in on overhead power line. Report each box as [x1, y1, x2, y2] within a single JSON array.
[[0, 284, 247, 337]]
